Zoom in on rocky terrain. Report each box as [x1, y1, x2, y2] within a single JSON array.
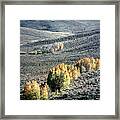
[[20, 20, 100, 100]]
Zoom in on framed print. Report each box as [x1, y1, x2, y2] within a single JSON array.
[[0, 0, 119, 119]]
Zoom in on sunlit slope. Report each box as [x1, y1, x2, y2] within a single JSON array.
[[20, 27, 72, 45], [20, 27, 100, 59]]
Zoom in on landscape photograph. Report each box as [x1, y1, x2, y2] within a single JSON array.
[[20, 20, 100, 100]]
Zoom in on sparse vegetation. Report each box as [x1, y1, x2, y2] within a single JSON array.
[[20, 20, 100, 100], [21, 57, 100, 100]]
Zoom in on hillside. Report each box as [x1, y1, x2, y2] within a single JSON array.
[[20, 20, 100, 33], [20, 20, 100, 100], [20, 27, 72, 45]]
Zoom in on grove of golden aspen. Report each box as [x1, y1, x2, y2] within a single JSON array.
[[21, 57, 100, 100]]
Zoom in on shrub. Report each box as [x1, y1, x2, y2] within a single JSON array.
[[40, 83, 48, 100], [47, 63, 80, 92], [75, 57, 100, 72], [23, 80, 40, 100], [47, 72, 64, 92], [23, 80, 48, 100]]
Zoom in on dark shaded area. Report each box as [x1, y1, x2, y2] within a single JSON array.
[[20, 20, 100, 33]]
